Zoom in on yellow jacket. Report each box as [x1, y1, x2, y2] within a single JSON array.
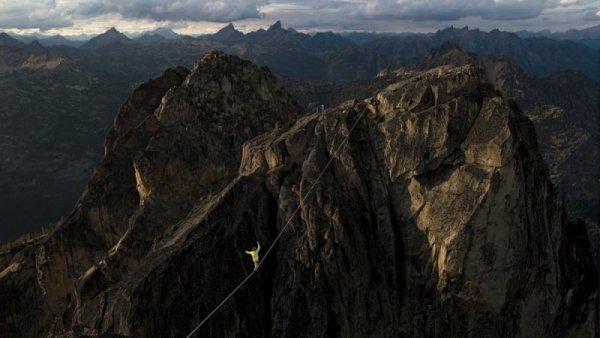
[[245, 242, 261, 262]]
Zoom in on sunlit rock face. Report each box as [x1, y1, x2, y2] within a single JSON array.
[[0, 52, 596, 337], [420, 43, 600, 228]]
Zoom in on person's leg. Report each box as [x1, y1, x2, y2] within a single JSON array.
[[254, 261, 258, 271]]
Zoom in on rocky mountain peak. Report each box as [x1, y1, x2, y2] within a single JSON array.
[[220, 22, 235, 31], [215, 22, 239, 35], [0, 52, 597, 337], [164, 50, 301, 125], [80, 27, 131, 50], [417, 41, 600, 229], [268, 20, 283, 32], [212, 23, 244, 43], [424, 42, 469, 65], [0, 51, 303, 336], [100, 27, 127, 39]]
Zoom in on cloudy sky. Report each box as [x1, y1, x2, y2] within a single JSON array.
[[1, 0, 599, 37]]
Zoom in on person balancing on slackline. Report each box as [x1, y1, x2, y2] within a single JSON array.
[[245, 242, 261, 271]]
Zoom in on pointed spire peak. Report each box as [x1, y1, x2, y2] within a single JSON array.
[[268, 20, 283, 32], [215, 23, 241, 36], [101, 27, 129, 39], [212, 22, 243, 42], [81, 26, 131, 49], [222, 23, 236, 31]]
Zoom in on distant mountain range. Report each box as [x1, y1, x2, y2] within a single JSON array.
[[137, 27, 181, 39], [5, 32, 86, 48], [515, 24, 600, 49], [4, 27, 182, 48], [361, 26, 599, 81], [14, 35, 84, 48], [341, 31, 423, 45], [6, 23, 600, 50]]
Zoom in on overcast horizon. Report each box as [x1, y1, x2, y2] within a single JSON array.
[[1, 0, 600, 38]]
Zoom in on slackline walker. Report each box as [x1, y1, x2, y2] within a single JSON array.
[[245, 242, 261, 271], [186, 107, 367, 338]]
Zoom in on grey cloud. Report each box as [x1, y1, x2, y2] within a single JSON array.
[[345, 0, 561, 21], [261, 0, 600, 33], [583, 7, 600, 20], [558, 0, 597, 5], [74, 0, 267, 22], [0, 0, 73, 30], [0, 0, 268, 30], [0, 0, 598, 33], [481, 1, 550, 20]]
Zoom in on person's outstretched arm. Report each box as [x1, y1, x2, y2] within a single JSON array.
[[257, 242, 261, 252]]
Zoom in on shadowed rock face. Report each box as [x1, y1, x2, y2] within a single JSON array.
[[0, 50, 302, 336], [0, 52, 597, 337]]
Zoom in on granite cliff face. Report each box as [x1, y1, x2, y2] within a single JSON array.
[[420, 43, 600, 227], [0, 52, 597, 337]]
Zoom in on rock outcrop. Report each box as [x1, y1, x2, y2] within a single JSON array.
[[0, 50, 301, 336], [80, 27, 132, 50], [421, 43, 600, 227], [0, 51, 596, 337]]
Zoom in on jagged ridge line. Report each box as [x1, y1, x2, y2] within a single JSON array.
[[186, 107, 367, 338]]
